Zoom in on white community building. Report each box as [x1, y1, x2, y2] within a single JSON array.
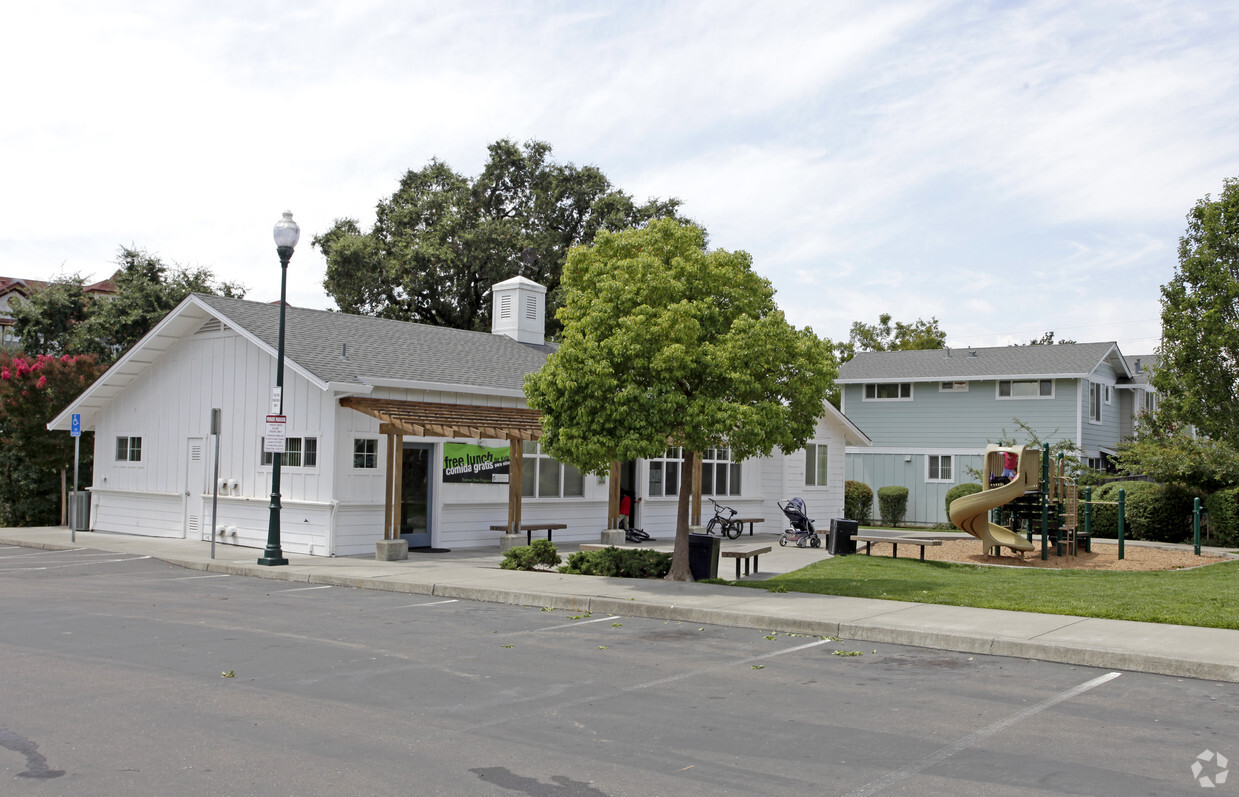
[[49, 277, 869, 557]]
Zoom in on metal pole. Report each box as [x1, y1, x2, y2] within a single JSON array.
[[259, 247, 292, 566], [210, 408, 221, 560], [72, 436, 80, 543], [1040, 443, 1049, 560], [1193, 497, 1201, 556], [1117, 488, 1125, 560]]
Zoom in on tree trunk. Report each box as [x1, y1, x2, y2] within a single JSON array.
[[666, 449, 697, 581]]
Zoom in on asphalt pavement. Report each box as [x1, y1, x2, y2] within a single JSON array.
[[3, 526, 1237, 683]]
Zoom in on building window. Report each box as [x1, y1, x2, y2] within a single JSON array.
[[521, 442, 583, 498], [262, 437, 318, 468], [1086, 457, 1104, 471], [647, 448, 682, 497], [939, 381, 968, 392], [1144, 391, 1157, 414], [1104, 385, 1113, 404], [701, 447, 742, 496], [864, 382, 912, 400], [927, 454, 953, 482], [997, 379, 1053, 399], [1089, 383, 1102, 424], [353, 438, 378, 469], [115, 436, 142, 462], [804, 444, 828, 486]]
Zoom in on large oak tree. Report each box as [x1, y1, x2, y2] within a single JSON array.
[[314, 139, 684, 334]]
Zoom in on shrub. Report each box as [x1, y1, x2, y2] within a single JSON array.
[[1125, 483, 1206, 543], [945, 483, 982, 517], [1205, 486, 1239, 547], [559, 546, 672, 578], [877, 486, 908, 527], [844, 481, 873, 525], [499, 539, 562, 571]]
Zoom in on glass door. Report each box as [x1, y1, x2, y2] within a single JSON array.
[[400, 443, 433, 548]]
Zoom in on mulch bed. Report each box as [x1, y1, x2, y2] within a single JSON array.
[[894, 538, 1232, 571]]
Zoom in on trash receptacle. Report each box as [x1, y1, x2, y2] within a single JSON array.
[[829, 519, 857, 555], [69, 491, 90, 532], [688, 533, 720, 580]]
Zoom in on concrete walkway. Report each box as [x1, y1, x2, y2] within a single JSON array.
[[4, 526, 1237, 683]]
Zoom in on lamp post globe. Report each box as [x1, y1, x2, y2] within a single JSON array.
[[259, 211, 299, 567]]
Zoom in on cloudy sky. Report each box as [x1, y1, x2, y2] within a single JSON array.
[[4, 1, 1237, 354]]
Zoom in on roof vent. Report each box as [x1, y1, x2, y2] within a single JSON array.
[[945, 347, 951, 358], [341, 343, 349, 361], [968, 349, 977, 357], [1133, 358, 1141, 372]]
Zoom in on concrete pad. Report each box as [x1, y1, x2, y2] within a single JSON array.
[[375, 539, 408, 561]]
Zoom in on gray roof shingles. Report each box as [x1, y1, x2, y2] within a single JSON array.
[[836, 342, 1128, 383], [196, 294, 553, 393]]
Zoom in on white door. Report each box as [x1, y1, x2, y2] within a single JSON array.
[[184, 438, 207, 540]]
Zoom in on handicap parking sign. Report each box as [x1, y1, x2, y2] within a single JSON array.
[[71, 413, 81, 437]]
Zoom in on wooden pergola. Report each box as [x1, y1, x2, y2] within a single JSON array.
[[339, 395, 702, 542]]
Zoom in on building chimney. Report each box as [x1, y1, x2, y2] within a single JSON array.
[[1133, 358, 1141, 373], [490, 276, 546, 346]]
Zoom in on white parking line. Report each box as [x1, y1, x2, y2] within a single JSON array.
[[0, 555, 152, 573], [388, 599, 459, 609], [152, 574, 233, 582], [0, 549, 89, 558], [275, 585, 333, 593], [537, 615, 622, 632], [841, 671, 1123, 797]]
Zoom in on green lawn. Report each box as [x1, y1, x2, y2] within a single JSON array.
[[730, 555, 1239, 629]]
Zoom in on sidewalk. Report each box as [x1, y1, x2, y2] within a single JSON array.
[[4, 526, 1237, 683]]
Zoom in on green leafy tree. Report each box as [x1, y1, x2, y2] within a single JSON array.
[[1113, 411, 1239, 492], [12, 248, 243, 363], [79, 247, 245, 359], [842, 313, 946, 360], [10, 275, 97, 356], [1024, 331, 1077, 345], [1154, 176, 1239, 441], [524, 220, 836, 580], [0, 353, 106, 525], [314, 138, 685, 334]]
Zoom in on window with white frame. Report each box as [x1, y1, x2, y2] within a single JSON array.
[[1088, 382, 1102, 423], [521, 441, 584, 498], [1144, 391, 1157, 414], [261, 436, 318, 468], [864, 382, 912, 400], [1104, 384, 1113, 404], [998, 379, 1053, 398], [115, 436, 142, 462], [927, 454, 953, 482], [939, 381, 968, 392], [701, 447, 741, 496], [647, 448, 682, 497], [353, 438, 378, 469], [804, 443, 828, 486]]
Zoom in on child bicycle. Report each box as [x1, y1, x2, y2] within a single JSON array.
[[705, 498, 743, 539]]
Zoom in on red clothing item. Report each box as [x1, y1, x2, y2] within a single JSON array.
[[1003, 451, 1018, 471]]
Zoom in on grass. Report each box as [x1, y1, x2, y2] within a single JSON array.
[[729, 555, 1239, 629]]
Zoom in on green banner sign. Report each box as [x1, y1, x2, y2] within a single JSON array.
[[442, 442, 511, 484]]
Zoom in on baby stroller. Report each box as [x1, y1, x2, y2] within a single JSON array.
[[778, 498, 821, 548]]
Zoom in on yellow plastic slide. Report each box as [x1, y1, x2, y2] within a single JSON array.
[[948, 444, 1037, 554]]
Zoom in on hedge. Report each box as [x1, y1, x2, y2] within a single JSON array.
[[945, 483, 982, 517], [877, 486, 908, 527], [844, 481, 873, 525], [1204, 486, 1239, 547]]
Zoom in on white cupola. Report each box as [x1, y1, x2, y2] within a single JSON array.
[[490, 276, 546, 345]]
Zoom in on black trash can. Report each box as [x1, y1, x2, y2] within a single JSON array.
[[829, 519, 858, 555], [688, 533, 720, 580]]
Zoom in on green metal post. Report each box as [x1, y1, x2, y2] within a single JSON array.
[[1040, 443, 1050, 560], [1117, 488, 1125, 560], [1083, 486, 1092, 543], [1194, 497, 1202, 555]]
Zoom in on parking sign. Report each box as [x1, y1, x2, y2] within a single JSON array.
[[71, 413, 81, 438]]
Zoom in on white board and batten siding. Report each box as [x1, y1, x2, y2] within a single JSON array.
[[89, 325, 333, 551]]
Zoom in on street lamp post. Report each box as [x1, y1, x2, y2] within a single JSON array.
[[258, 211, 299, 567]]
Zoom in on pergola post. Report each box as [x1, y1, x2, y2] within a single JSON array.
[[391, 433, 404, 539], [608, 461, 621, 528], [383, 432, 396, 540], [507, 437, 524, 534]]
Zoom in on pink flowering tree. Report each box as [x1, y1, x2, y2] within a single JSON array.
[[0, 353, 105, 525]]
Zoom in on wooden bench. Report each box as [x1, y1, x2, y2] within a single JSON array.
[[732, 517, 765, 536], [852, 534, 942, 562], [490, 523, 567, 546], [721, 544, 771, 579]]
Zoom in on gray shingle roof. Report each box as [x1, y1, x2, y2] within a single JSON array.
[[196, 294, 554, 393], [836, 342, 1129, 383]]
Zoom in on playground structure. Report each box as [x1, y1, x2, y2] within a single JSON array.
[[948, 443, 1089, 560]]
